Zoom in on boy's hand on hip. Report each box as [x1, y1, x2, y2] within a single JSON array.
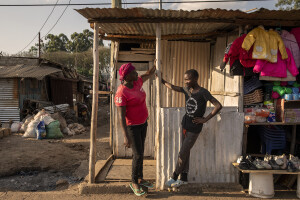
[[192, 117, 207, 124], [124, 137, 131, 148]]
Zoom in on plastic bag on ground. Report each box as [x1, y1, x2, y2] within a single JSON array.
[[46, 120, 64, 139], [20, 116, 34, 133], [23, 118, 40, 138], [51, 113, 67, 131], [36, 121, 47, 140], [34, 109, 47, 120], [11, 122, 23, 133], [40, 115, 55, 125]]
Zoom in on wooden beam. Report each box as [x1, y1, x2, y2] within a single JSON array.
[[118, 54, 155, 62], [89, 17, 236, 24], [100, 32, 225, 40], [88, 17, 300, 27], [117, 62, 149, 71], [118, 51, 155, 55], [89, 22, 100, 184], [155, 23, 162, 190]]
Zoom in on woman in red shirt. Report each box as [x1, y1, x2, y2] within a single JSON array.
[[115, 62, 155, 196]]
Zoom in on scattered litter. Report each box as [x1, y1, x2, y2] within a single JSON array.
[[67, 123, 86, 136], [11, 122, 23, 133]]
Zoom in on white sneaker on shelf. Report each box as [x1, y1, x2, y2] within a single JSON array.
[[171, 179, 188, 188], [165, 178, 176, 187]]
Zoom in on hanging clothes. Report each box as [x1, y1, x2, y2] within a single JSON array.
[[291, 27, 300, 53], [242, 26, 288, 63], [220, 34, 256, 71], [253, 48, 299, 78], [268, 29, 288, 63], [281, 30, 300, 68]]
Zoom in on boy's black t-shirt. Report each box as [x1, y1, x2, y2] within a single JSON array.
[[181, 87, 213, 134]]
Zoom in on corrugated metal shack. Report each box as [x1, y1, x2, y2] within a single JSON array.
[[77, 8, 300, 188], [0, 57, 80, 122]]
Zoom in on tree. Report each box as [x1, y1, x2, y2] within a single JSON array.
[[276, 0, 300, 10], [68, 29, 104, 52], [44, 33, 69, 52]]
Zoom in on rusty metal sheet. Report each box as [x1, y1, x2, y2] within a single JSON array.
[[0, 79, 20, 122], [0, 65, 61, 80], [156, 107, 244, 189]]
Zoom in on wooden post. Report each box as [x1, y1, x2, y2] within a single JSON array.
[[89, 22, 100, 184], [290, 125, 297, 155], [238, 25, 244, 113], [155, 23, 162, 189]]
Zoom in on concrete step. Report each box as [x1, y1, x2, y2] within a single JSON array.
[[78, 181, 243, 195]]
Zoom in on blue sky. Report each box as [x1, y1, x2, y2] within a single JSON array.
[[0, 0, 277, 54]]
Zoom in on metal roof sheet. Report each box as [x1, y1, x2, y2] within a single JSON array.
[[76, 8, 300, 38], [0, 65, 62, 80]]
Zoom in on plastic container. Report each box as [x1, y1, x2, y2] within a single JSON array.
[[245, 115, 256, 124], [255, 116, 267, 123], [255, 108, 270, 117], [293, 94, 300, 100]]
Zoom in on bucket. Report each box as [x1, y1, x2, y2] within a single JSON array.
[[249, 173, 274, 198]]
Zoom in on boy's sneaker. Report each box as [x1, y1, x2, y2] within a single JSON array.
[[171, 180, 188, 188], [165, 178, 176, 187]]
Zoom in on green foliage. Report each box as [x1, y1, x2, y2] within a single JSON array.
[[276, 0, 300, 10], [21, 29, 109, 77], [42, 47, 110, 77]]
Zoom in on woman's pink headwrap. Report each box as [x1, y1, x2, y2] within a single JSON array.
[[119, 63, 135, 81]]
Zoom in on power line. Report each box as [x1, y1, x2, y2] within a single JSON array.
[[17, 0, 60, 54], [42, 0, 72, 39], [0, 0, 272, 7]]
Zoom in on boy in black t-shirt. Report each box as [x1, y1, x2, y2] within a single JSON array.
[[161, 69, 222, 188]]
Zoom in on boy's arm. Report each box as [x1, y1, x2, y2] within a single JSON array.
[[141, 63, 156, 82], [192, 97, 223, 124], [161, 78, 183, 93]]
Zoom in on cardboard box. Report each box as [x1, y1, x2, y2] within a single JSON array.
[[275, 99, 300, 122]]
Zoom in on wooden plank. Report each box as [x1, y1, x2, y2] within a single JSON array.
[[116, 62, 149, 71], [106, 165, 156, 180], [248, 122, 300, 125], [242, 125, 249, 156], [131, 48, 155, 51], [89, 22, 100, 184], [113, 159, 155, 166], [118, 51, 154, 55], [118, 54, 155, 62], [232, 163, 300, 174]]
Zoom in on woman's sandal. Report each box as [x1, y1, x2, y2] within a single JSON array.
[[139, 180, 154, 188], [129, 183, 146, 196]]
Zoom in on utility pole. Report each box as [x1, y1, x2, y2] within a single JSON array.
[[159, 0, 162, 9], [111, 0, 121, 8], [38, 32, 41, 59]]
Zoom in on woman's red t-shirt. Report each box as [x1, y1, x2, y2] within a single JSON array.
[[114, 77, 148, 126]]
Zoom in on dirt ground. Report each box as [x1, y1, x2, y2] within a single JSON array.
[[0, 104, 111, 192], [0, 104, 299, 199]]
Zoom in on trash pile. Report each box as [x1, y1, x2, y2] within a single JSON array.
[[10, 109, 87, 139]]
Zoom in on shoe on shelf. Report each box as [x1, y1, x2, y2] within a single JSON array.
[[264, 154, 272, 162], [287, 161, 298, 172], [269, 159, 281, 170], [245, 156, 257, 170], [253, 158, 265, 170], [279, 154, 287, 170], [171, 179, 188, 188], [274, 155, 284, 166], [289, 155, 300, 170], [165, 178, 176, 187], [261, 160, 272, 170], [237, 156, 244, 164]]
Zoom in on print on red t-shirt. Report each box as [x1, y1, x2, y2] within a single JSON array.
[[114, 77, 148, 126]]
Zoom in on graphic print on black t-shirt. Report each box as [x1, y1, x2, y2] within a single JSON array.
[[181, 87, 213, 134]]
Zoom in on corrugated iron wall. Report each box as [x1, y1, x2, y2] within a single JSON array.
[[210, 33, 241, 107], [0, 79, 20, 122], [156, 107, 244, 189], [161, 41, 211, 107]]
